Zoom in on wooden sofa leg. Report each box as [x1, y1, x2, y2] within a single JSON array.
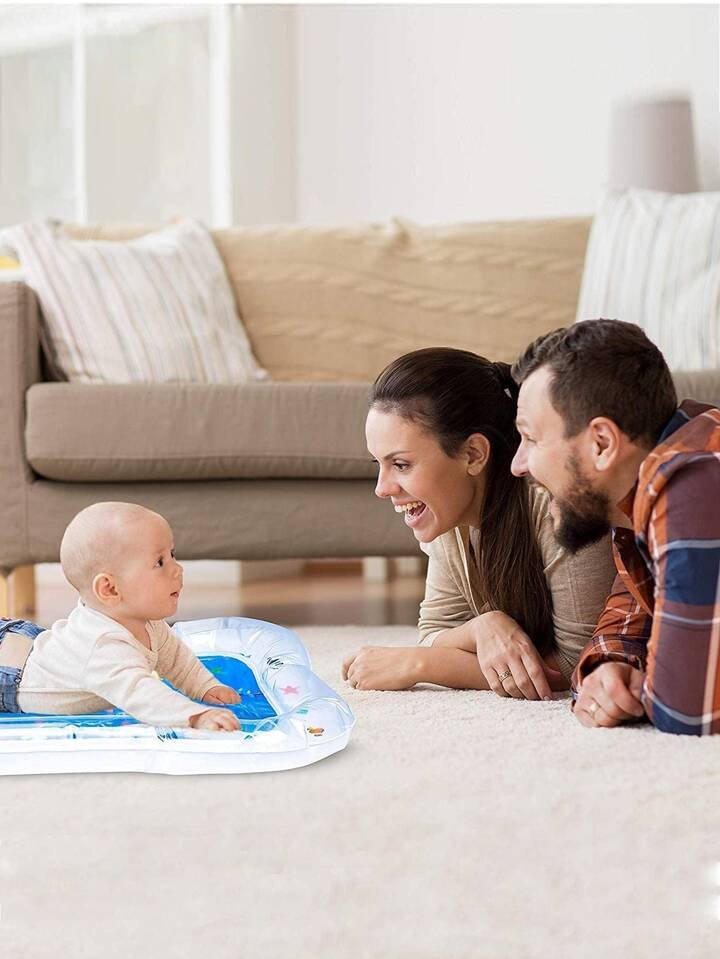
[[2, 566, 37, 619], [362, 557, 391, 583], [12, 565, 36, 617], [392, 556, 427, 577]]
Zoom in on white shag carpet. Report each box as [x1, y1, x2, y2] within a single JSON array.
[[3, 625, 720, 959]]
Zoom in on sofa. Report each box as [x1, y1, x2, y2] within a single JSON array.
[[2, 214, 718, 617]]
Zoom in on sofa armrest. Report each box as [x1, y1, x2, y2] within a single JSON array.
[[0, 281, 42, 569]]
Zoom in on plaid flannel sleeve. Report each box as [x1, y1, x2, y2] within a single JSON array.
[[642, 457, 720, 735], [571, 571, 652, 697]]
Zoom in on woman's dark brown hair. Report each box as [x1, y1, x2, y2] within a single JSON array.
[[370, 347, 554, 655]]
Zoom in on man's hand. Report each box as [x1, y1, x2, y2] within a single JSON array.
[[472, 611, 565, 701], [203, 684, 241, 705], [342, 646, 425, 691], [575, 662, 646, 728], [189, 707, 240, 731]]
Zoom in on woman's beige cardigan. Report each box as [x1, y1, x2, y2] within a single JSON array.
[[417, 483, 617, 679]]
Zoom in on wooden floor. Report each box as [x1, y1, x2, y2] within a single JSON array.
[[34, 561, 426, 629]]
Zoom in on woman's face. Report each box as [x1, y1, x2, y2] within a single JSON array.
[[366, 407, 487, 544]]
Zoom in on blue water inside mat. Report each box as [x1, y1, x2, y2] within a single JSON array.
[[2, 655, 276, 730]]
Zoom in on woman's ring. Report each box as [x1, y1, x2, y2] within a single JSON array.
[[497, 668, 512, 683], [588, 701, 599, 717]]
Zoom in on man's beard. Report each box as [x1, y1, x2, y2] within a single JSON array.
[[553, 456, 611, 554]]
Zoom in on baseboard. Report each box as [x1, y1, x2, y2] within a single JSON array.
[[237, 559, 306, 584]]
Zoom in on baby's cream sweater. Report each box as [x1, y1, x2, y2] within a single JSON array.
[[18, 601, 219, 727]]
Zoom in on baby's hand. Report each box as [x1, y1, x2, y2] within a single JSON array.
[[203, 684, 241, 705], [189, 708, 240, 732]]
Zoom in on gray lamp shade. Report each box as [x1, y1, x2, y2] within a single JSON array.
[[607, 97, 699, 193]]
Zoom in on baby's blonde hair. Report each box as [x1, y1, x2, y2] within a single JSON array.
[[60, 502, 161, 595]]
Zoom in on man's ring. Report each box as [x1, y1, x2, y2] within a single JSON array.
[[497, 668, 512, 683]]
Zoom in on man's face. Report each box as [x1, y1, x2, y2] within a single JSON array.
[[511, 367, 611, 553]]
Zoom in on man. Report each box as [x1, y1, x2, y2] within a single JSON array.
[[510, 319, 720, 735]]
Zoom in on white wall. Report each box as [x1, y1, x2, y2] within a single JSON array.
[[295, 4, 720, 223], [1, 4, 717, 228]]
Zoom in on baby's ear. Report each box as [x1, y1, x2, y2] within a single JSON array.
[[92, 572, 119, 604]]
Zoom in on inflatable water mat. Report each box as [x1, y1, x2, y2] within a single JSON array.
[[0, 617, 355, 775]]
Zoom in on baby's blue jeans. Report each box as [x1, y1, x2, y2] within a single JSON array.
[[0, 618, 45, 712]]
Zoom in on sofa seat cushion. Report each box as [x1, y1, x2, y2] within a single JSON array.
[[26, 382, 376, 482]]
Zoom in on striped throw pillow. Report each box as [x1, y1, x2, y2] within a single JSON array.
[[576, 189, 720, 370], [1, 218, 268, 384]]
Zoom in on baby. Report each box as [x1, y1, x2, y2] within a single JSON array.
[[2, 502, 241, 731]]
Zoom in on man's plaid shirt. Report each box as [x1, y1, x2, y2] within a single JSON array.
[[572, 400, 720, 735]]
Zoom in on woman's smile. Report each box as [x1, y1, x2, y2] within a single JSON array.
[[393, 500, 428, 528]]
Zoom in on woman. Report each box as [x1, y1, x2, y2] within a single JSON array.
[[342, 347, 616, 698]]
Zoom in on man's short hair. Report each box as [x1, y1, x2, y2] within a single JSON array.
[[511, 319, 677, 446]]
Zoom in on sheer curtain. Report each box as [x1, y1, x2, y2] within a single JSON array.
[[0, 4, 296, 228]]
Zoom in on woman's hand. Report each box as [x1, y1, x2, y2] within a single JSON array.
[[342, 646, 425, 691], [472, 611, 564, 701]]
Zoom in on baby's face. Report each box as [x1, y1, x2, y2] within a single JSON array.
[[112, 514, 184, 621]]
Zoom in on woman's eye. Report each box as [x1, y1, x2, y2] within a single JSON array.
[[156, 557, 164, 567], [393, 462, 409, 471], [170, 550, 176, 559]]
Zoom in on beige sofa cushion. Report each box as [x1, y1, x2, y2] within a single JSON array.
[[26, 382, 376, 482], [62, 217, 591, 381], [672, 371, 720, 409]]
